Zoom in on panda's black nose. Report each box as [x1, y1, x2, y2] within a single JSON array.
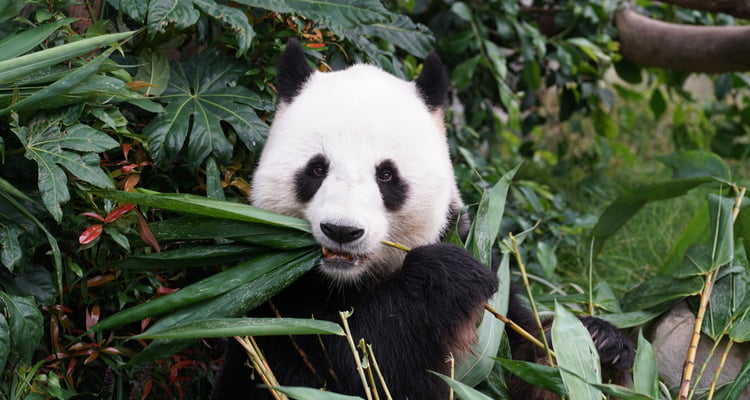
[[320, 223, 364, 243]]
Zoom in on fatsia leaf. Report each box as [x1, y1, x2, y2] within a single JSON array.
[[0, 313, 8, 372], [0, 293, 43, 366], [192, 0, 255, 55], [143, 52, 271, 171], [347, 13, 434, 57], [134, 49, 170, 97], [13, 121, 118, 221], [0, 218, 23, 272], [235, 0, 390, 31]]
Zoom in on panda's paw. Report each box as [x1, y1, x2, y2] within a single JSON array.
[[580, 316, 635, 385], [401, 243, 499, 300]]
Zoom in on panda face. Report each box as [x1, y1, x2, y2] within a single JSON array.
[[251, 43, 462, 285]]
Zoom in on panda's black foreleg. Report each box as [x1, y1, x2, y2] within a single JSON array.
[[336, 243, 499, 399], [506, 290, 635, 400]]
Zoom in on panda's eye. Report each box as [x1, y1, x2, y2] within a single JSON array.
[[377, 169, 393, 182], [310, 164, 327, 177]]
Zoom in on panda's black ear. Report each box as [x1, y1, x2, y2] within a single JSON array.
[[277, 39, 315, 103], [415, 53, 450, 111]]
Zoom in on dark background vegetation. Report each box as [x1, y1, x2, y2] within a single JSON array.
[[1, 0, 748, 399]]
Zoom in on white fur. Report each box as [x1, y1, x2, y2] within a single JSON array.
[[251, 64, 462, 283]]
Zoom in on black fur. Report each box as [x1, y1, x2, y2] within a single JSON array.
[[294, 154, 328, 203], [415, 53, 450, 111], [277, 39, 314, 103], [211, 243, 499, 399], [375, 159, 409, 211]]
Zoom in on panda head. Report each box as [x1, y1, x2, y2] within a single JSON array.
[[251, 40, 463, 285]]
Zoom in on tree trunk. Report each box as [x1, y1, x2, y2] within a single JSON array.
[[659, 0, 750, 19], [616, 8, 750, 73]]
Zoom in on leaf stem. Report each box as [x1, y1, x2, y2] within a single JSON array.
[[340, 311, 373, 400], [510, 233, 555, 366]]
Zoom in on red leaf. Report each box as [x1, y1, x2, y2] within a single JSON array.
[[79, 224, 103, 244], [123, 174, 140, 192], [142, 381, 152, 400], [136, 210, 161, 252], [121, 143, 132, 160], [81, 212, 105, 222], [121, 164, 138, 173], [306, 42, 326, 48], [104, 204, 136, 223], [156, 286, 178, 296], [86, 305, 100, 331]]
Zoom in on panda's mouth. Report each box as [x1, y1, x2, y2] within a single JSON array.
[[321, 247, 361, 265]]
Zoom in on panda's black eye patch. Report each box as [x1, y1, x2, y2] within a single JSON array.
[[376, 159, 408, 210], [295, 154, 329, 203]]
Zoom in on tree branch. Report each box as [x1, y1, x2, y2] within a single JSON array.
[[616, 8, 750, 73]]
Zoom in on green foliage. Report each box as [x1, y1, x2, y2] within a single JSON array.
[[1, 0, 749, 398]]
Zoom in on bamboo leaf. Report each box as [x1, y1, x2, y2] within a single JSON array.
[[94, 190, 312, 232], [621, 275, 703, 312], [657, 150, 731, 180], [467, 164, 519, 266], [551, 302, 602, 400], [270, 386, 364, 400], [590, 383, 654, 400], [129, 249, 319, 364], [133, 317, 343, 339], [0, 18, 77, 62], [0, 31, 133, 84], [633, 330, 659, 398], [93, 250, 313, 332], [712, 358, 750, 400], [431, 372, 494, 400], [707, 193, 735, 270], [112, 244, 265, 270], [495, 358, 566, 396], [456, 252, 509, 385]]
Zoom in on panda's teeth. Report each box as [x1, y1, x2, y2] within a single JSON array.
[[321, 247, 357, 262]]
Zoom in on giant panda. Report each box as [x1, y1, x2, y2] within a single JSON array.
[[211, 40, 634, 400]]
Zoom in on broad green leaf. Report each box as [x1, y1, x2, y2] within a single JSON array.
[[134, 49, 171, 97], [205, 157, 224, 200], [9, 264, 57, 306], [0, 31, 133, 84], [658, 151, 731, 180], [0, 218, 23, 271], [495, 358, 566, 396], [673, 245, 713, 277], [348, 13, 433, 58], [649, 89, 666, 119], [235, 0, 390, 30], [730, 320, 750, 342], [703, 266, 746, 339], [193, 0, 255, 55], [13, 121, 117, 222], [707, 193, 735, 270], [567, 37, 610, 63], [0, 293, 43, 366], [591, 177, 718, 254], [593, 281, 622, 313], [93, 250, 312, 332], [432, 372, 494, 400], [551, 303, 602, 400], [456, 252, 509, 385], [143, 52, 271, 171], [94, 190, 312, 232], [0, 313, 8, 372], [270, 386, 364, 400], [0, 18, 77, 62], [590, 383, 653, 400], [147, 0, 200, 33], [467, 164, 519, 266], [133, 317, 343, 339], [0, 0, 26, 23], [113, 244, 265, 270], [621, 275, 703, 312], [599, 309, 666, 329], [662, 203, 710, 274], [130, 249, 319, 364], [633, 330, 659, 398]]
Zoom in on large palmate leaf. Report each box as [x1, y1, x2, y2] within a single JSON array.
[[236, 0, 390, 31], [347, 13, 434, 58], [12, 120, 118, 222], [108, 0, 254, 54], [143, 52, 271, 171]]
